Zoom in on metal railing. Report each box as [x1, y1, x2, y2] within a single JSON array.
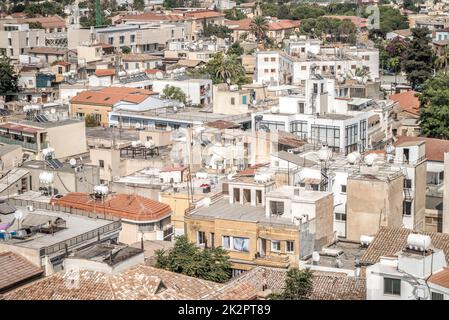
[[0, 136, 42, 150]]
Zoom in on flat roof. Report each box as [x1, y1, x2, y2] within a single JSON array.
[[21, 160, 95, 174], [86, 127, 139, 142], [19, 119, 82, 129], [189, 198, 297, 228], [0, 144, 21, 156], [266, 186, 331, 203], [0, 206, 115, 251]]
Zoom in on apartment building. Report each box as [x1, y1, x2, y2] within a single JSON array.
[[185, 176, 334, 275], [120, 53, 162, 71], [0, 23, 45, 59]]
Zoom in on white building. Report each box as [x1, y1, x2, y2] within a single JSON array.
[[152, 78, 213, 106], [366, 234, 449, 300]]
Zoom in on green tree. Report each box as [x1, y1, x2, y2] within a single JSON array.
[[435, 45, 449, 74], [419, 73, 449, 138], [28, 21, 44, 29], [377, 6, 409, 37], [227, 42, 244, 56], [401, 28, 435, 90], [133, 0, 145, 11], [0, 56, 19, 101], [155, 236, 231, 283], [250, 16, 269, 44], [84, 114, 100, 127], [269, 268, 314, 300], [163, 0, 183, 9], [203, 24, 231, 39], [121, 46, 131, 54], [224, 8, 245, 20], [161, 85, 187, 103]]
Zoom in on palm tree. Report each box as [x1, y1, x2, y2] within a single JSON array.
[[250, 16, 269, 44], [435, 45, 449, 74]]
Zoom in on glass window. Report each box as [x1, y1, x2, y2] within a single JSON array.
[[290, 121, 308, 140], [403, 201, 412, 216], [431, 292, 444, 300], [404, 179, 412, 189], [270, 201, 284, 215], [233, 237, 249, 252], [286, 241, 294, 253], [99, 160, 104, 168], [360, 120, 367, 152], [271, 240, 281, 252], [345, 124, 358, 155], [222, 236, 230, 249], [341, 185, 346, 193], [198, 231, 206, 245], [311, 125, 340, 152], [210, 233, 215, 248], [259, 121, 285, 131], [335, 213, 346, 221], [384, 278, 401, 296]]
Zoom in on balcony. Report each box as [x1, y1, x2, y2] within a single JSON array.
[[254, 253, 290, 268], [0, 136, 47, 150]]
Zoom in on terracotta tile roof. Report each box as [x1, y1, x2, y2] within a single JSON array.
[[51, 193, 172, 222], [322, 15, 368, 28], [184, 10, 225, 19], [428, 267, 449, 289], [121, 13, 187, 22], [390, 29, 412, 37], [360, 226, 449, 265], [146, 68, 162, 74], [0, 252, 43, 292], [225, 18, 300, 31], [160, 166, 187, 173], [205, 120, 240, 129], [20, 15, 66, 29], [56, 61, 70, 66], [0, 122, 41, 134], [95, 69, 115, 77], [394, 136, 449, 162], [70, 87, 156, 107], [121, 53, 161, 62], [389, 90, 420, 116]]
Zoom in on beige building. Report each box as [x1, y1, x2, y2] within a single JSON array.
[[185, 177, 334, 274], [121, 53, 162, 71], [0, 145, 23, 172], [346, 166, 404, 241], [443, 151, 449, 234], [0, 120, 87, 161], [0, 23, 45, 59]]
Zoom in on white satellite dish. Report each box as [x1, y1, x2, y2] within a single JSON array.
[[69, 158, 76, 167], [50, 108, 56, 114]]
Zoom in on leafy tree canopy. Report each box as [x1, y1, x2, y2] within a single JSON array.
[[0, 56, 19, 99], [155, 236, 231, 283], [269, 268, 314, 300], [227, 42, 244, 56], [161, 85, 187, 104]]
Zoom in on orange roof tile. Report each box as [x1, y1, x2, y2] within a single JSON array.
[[95, 69, 115, 77], [394, 136, 449, 162], [184, 10, 225, 19], [389, 90, 420, 116], [70, 87, 156, 107], [51, 193, 172, 222], [19, 15, 66, 29], [225, 18, 300, 31], [428, 267, 449, 289]]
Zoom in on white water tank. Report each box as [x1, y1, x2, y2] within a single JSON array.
[[144, 141, 155, 149], [347, 151, 361, 165], [407, 234, 431, 251], [360, 235, 375, 246], [94, 185, 109, 195], [42, 147, 55, 157], [229, 85, 239, 91], [39, 171, 54, 184], [131, 140, 142, 148], [364, 153, 377, 166]]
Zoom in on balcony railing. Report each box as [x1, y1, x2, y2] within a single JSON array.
[[254, 253, 290, 268], [0, 136, 37, 150]]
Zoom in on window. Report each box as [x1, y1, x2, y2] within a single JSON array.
[[271, 69, 275, 73], [384, 278, 401, 296], [301, 66, 306, 70], [290, 121, 307, 139], [403, 201, 412, 216], [197, 231, 206, 245], [130, 34, 136, 43], [171, 30, 174, 37], [108, 37, 114, 45], [99, 160, 104, 168], [119, 35, 125, 44], [341, 185, 347, 193], [259, 121, 285, 131], [271, 57, 276, 62], [335, 212, 346, 221], [431, 292, 444, 300], [222, 236, 230, 249], [210, 233, 215, 248], [313, 83, 318, 94], [125, 62, 129, 70], [286, 241, 294, 253], [233, 237, 249, 252], [345, 124, 358, 155], [264, 69, 269, 73], [270, 201, 284, 215], [404, 179, 412, 189], [298, 102, 304, 114], [359, 119, 367, 152], [231, 97, 235, 105], [264, 57, 269, 62], [311, 125, 340, 152], [271, 240, 281, 252], [8, 38, 12, 46]]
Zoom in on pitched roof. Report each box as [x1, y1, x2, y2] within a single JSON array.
[[360, 227, 449, 265], [121, 53, 161, 62], [389, 90, 420, 116], [70, 87, 156, 107], [51, 193, 172, 222], [428, 267, 449, 289], [19, 15, 66, 29], [0, 252, 43, 292], [184, 10, 225, 19], [94, 69, 116, 77], [121, 13, 187, 22], [394, 136, 449, 162], [205, 120, 240, 129], [28, 47, 68, 55]]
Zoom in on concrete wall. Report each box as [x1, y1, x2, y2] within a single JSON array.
[[0, 146, 23, 171], [46, 121, 88, 160], [414, 161, 427, 231], [443, 152, 449, 234], [346, 175, 404, 241]]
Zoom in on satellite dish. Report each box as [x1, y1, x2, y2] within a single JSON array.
[[69, 158, 76, 167], [50, 108, 56, 114]]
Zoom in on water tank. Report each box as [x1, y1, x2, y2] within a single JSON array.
[[364, 153, 377, 166], [42, 147, 55, 157], [39, 171, 54, 184], [144, 141, 155, 149], [360, 235, 375, 246], [270, 106, 280, 113], [229, 85, 239, 91], [254, 172, 271, 183], [312, 251, 320, 265], [131, 140, 142, 148], [347, 151, 361, 165], [407, 234, 432, 251], [94, 185, 109, 195]]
